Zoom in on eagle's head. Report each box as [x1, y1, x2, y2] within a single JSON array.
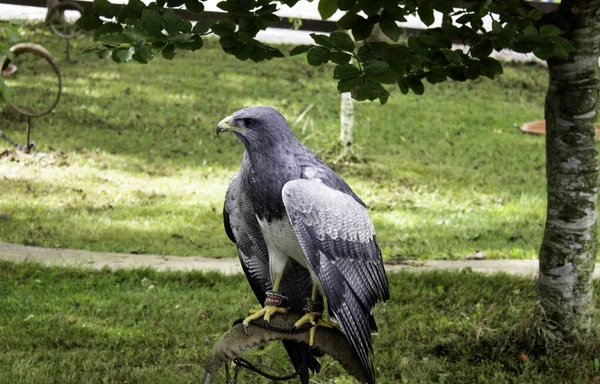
[[216, 106, 296, 149]]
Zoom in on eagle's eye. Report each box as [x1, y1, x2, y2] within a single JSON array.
[[243, 118, 254, 128]]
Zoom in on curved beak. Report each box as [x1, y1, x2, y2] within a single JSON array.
[[216, 115, 235, 137]]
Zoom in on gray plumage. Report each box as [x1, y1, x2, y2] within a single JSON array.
[[220, 106, 389, 384]]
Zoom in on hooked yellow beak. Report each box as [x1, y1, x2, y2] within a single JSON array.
[[216, 115, 246, 136]]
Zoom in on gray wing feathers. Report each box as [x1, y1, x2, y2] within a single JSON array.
[[224, 172, 271, 300], [224, 172, 313, 311], [282, 179, 389, 384]]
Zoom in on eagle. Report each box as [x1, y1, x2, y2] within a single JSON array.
[[218, 106, 389, 384]]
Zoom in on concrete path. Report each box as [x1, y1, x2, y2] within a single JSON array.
[[3, 242, 599, 278]]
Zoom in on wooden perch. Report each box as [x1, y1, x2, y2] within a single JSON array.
[[203, 313, 368, 383]]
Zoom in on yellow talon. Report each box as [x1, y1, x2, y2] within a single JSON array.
[[293, 312, 333, 346], [242, 305, 288, 330]]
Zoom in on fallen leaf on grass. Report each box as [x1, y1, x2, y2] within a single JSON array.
[[465, 251, 486, 260]]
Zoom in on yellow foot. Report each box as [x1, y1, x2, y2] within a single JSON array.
[[242, 305, 287, 334], [293, 312, 333, 346]]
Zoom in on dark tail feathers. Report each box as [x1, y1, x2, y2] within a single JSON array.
[[283, 340, 322, 384]]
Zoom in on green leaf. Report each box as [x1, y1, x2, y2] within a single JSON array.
[[127, 0, 146, 14], [351, 16, 374, 41], [480, 57, 503, 78], [432, 1, 453, 14], [117, 7, 136, 23], [112, 46, 134, 63], [378, 89, 389, 104], [337, 12, 359, 30], [2, 26, 19, 44], [179, 19, 193, 33], [289, 44, 312, 56], [491, 20, 502, 34], [533, 42, 555, 60], [141, 9, 163, 35], [425, 69, 446, 84], [81, 46, 112, 59], [93, 22, 123, 40], [80, 47, 102, 55], [98, 32, 134, 46], [330, 51, 351, 64], [132, 44, 154, 63], [0, 80, 12, 104], [212, 19, 236, 36], [329, 31, 354, 51], [318, 0, 337, 20], [167, 0, 185, 6], [353, 81, 387, 102], [123, 25, 147, 44], [192, 20, 214, 34], [465, 63, 480, 79], [337, 0, 355, 11], [419, 34, 440, 49], [219, 34, 238, 49], [522, 25, 537, 38], [76, 12, 104, 31], [441, 49, 462, 64], [379, 11, 400, 42], [407, 36, 427, 55], [527, 8, 543, 21], [471, 39, 493, 58], [417, 5, 435, 27], [189, 35, 204, 51], [170, 33, 194, 43], [446, 65, 466, 81], [455, 13, 471, 25], [333, 63, 360, 80], [310, 33, 333, 48], [357, 42, 386, 61], [93, 0, 117, 18], [364, 61, 397, 84], [162, 43, 176, 60], [540, 24, 563, 37], [397, 78, 409, 94], [185, 0, 205, 14], [407, 77, 424, 95], [383, 52, 408, 76], [306, 46, 330, 65], [337, 77, 363, 92], [553, 37, 575, 59], [163, 11, 182, 36]]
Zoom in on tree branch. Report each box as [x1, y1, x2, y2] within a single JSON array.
[[203, 313, 368, 383]]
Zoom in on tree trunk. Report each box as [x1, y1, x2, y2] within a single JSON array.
[[340, 92, 354, 146], [538, 1, 600, 336]]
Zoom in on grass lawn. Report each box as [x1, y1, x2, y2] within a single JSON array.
[[0, 21, 572, 260], [1, 261, 600, 383]]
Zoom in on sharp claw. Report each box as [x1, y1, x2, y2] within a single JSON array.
[[264, 319, 270, 331], [242, 324, 249, 335]]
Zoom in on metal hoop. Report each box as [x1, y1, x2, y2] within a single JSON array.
[[47, 1, 84, 39], [2, 43, 62, 118]]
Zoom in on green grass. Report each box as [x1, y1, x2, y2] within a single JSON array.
[[0, 21, 566, 259], [1, 261, 600, 383]]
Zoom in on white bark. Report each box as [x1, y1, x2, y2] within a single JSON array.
[[340, 92, 354, 146], [538, 0, 600, 335]]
